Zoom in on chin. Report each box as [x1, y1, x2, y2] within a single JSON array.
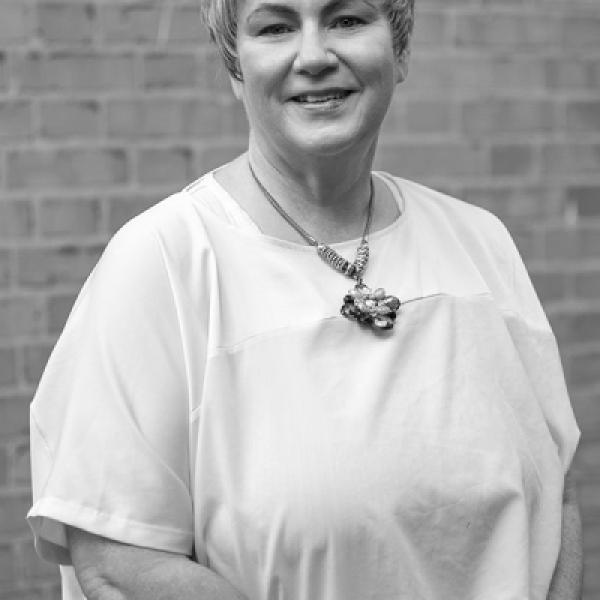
[[282, 126, 378, 159]]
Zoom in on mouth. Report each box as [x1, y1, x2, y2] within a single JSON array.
[[290, 90, 354, 104]]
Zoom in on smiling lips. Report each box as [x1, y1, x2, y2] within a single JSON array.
[[291, 89, 353, 103]]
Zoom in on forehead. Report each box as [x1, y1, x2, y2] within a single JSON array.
[[238, 0, 384, 17]]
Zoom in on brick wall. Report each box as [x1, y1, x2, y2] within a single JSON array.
[[0, 0, 598, 598]]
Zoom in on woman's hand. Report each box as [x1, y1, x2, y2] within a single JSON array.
[[547, 470, 583, 600], [67, 527, 247, 600]]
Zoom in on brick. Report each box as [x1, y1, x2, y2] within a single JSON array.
[[573, 439, 600, 482], [462, 99, 554, 136], [0, 53, 7, 90], [47, 293, 77, 335], [529, 269, 569, 304], [18, 540, 60, 581], [490, 145, 535, 177], [0, 2, 33, 44], [578, 226, 600, 259], [563, 14, 600, 48], [591, 60, 600, 90], [545, 57, 591, 90], [0, 588, 52, 600], [454, 13, 562, 48], [584, 552, 600, 596], [411, 10, 448, 47], [506, 227, 537, 262], [8, 148, 129, 190], [184, 99, 248, 138], [195, 143, 247, 177], [0, 447, 7, 487], [169, 5, 209, 44], [0, 396, 29, 440], [572, 393, 600, 442], [0, 296, 45, 339], [137, 147, 194, 184], [0, 250, 12, 289], [0, 200, 33, 239], [0, 101, 33, 139], [583, 521, 600, 554], [462, 186, 563, 222], [23, 344, 52, 386], [490, 56, 546, 93], [567, 186, 600, 217], [543, 225, 600, 260], [100, 4, 161, 44], [580, 481, 600, 520], [17, 245, 102, 288], [143, 53, 198, 89], [39, 198, 102, 237], [108, 195, 158, 233], [40, 100, 101, 139], [542, 227, 588, 261], [0, 347, 17, 387], [551, 309, 600, 347], [406, 55, 492, 93], [37, 3, 96, 44], [541, 143, 600, 176], [11, 440, 32, 487], [566, 101, 600, 133], [0, 543, 16, 584], [406, 100, 453, 133], [374, 142, 487, 179], [382, 99, 453, 134], [0, 491, 30, 535], [17, 51, 136, 92], [47, 583, 63, 600], [197, 47, 232, 93], [574, 269, 600, 301], [107, 98, 188, 138], [407, 54, 547, 96]]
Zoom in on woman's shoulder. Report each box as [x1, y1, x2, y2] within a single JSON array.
[[387, 175, 503, 230], [381, 172, 534, 314], [106, 173, 224, 260], [382, 173, 515, 254]]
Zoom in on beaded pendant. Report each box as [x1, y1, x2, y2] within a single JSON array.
[[341, 284, 401, 330], [316, 241, 401, 331]]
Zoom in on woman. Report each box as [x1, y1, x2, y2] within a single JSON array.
[[28, 0, 582, 598]]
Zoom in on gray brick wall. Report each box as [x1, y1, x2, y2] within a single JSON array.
[[1, 1, 599, 598]]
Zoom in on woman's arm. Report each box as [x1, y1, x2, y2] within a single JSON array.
[[67, 527, 246, 600], [547, 470, 583, 600]]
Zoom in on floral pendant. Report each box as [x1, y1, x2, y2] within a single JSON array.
[[340, 283, 401, 330]]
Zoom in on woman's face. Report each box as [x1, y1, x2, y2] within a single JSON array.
[[232, 0, 407, 159]]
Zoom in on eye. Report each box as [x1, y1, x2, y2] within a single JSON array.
[[259, 23, 293, 35], [331, 15, 364, 29]]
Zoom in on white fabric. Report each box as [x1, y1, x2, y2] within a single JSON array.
[[28, 171, 580, 600]]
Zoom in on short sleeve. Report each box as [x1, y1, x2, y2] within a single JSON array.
[[27, 217, 193, 565], [500, 225, 581, 475]]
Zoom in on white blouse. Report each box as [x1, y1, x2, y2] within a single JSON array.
[[28, 171, 579, 600]]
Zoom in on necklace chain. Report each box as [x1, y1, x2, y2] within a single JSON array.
[[248, 162, 374, 281], [247, 161, 401, 331]]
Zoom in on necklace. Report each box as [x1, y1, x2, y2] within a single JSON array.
[[248, 162, 401, 331]]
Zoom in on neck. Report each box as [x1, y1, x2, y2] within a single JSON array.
[[248, 133, 377, 239]]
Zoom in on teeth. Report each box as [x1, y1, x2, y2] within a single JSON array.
[[295, 91, 348, 103]]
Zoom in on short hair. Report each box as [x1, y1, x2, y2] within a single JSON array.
[[201, 0, 415, 81]]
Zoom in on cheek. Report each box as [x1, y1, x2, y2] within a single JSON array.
[[348, 37, 396, 84], [238, 66, 282, 109]]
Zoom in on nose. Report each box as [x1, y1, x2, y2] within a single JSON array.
[[293, 26, 337, 75]]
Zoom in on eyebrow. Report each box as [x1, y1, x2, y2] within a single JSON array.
[[246, 0, 379, 23]]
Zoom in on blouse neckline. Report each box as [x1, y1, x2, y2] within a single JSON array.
[[189, 170, 407, 253]]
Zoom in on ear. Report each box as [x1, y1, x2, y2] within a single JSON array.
[[395, 46, 410, 84]]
